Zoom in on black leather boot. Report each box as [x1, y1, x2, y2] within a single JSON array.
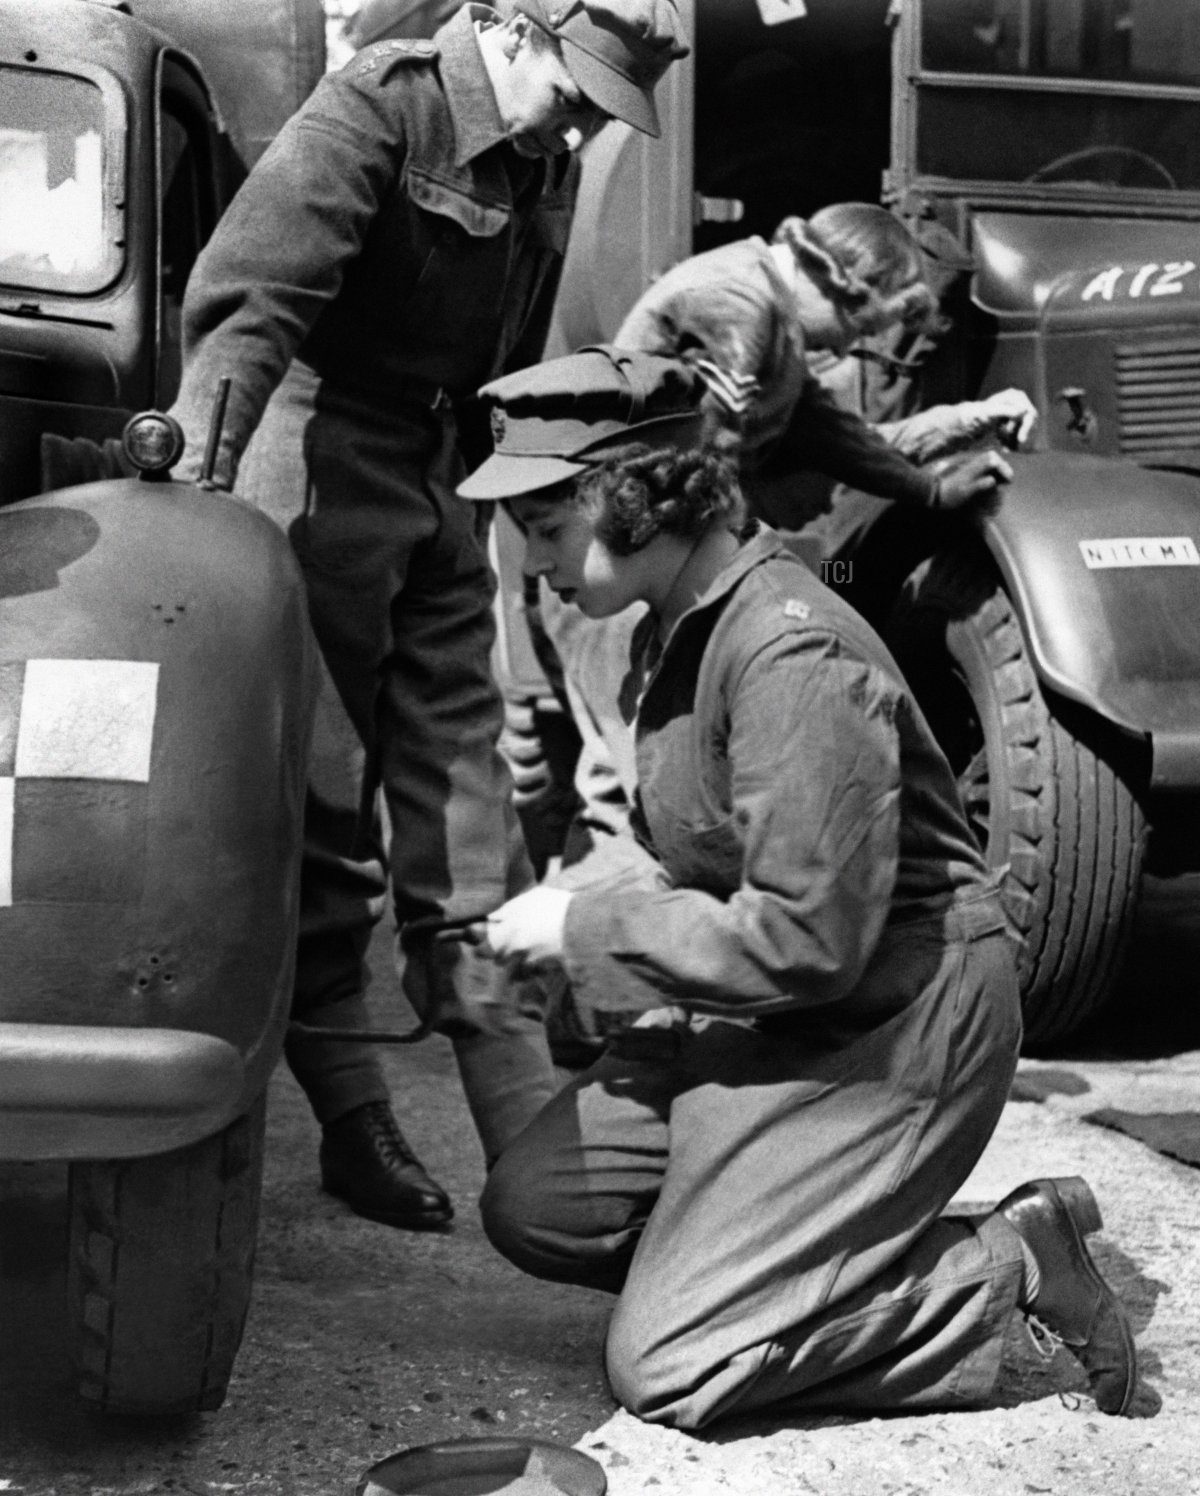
[[320, 1101, 453, 1231], [996, 1176, 1136, 1415]]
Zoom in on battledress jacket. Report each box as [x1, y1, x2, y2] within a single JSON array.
[[164, 6, 577, 944], [170, 4, 579, 489], [614, 236, 941, 516], [560, 527, 992, 1019]]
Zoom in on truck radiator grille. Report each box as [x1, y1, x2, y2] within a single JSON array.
[[1115, 340, 1200, 454]]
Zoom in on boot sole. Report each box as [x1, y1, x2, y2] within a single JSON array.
[[321, 1183, 454, 1232]]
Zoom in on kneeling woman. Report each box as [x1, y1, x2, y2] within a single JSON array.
[[459, 346, 1136, 1428]]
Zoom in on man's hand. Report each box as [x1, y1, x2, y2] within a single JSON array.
[[933, 447, 1014, 513], [977, 388, 1038, 448], [481, 886, 573, 967], [498, 697, 554, 810]]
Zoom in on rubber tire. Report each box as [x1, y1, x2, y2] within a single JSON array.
[[67, 1094, 266, 1415], [886, 545, 1147, 1050]]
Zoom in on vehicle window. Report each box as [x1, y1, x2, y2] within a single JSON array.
[[921, 0, 1200, 86], [915, 0, 1200, 191], [0, 68, 111, 293], [916, 89, 1200, 191]]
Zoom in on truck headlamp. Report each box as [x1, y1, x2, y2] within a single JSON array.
[[121, 411, 185, 476]]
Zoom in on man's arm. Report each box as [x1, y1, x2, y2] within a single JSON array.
[[168, 70, 407, 487]]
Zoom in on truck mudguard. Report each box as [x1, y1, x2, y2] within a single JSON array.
[[0, 480, 317, 1154], [982, 450, 1200, 789]]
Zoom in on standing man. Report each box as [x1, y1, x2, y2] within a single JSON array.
[[168, 0, 689, 1229]]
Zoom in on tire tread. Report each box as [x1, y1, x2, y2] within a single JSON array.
[[66, 1095, 266, 1416], [888, 546, 1146, 1048]]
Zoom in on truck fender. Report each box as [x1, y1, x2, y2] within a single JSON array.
[[980, 450, 1200, 789]]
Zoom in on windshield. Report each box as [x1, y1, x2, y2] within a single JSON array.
[[916, 0, 1200, 191], [0, 68, 113, 293]]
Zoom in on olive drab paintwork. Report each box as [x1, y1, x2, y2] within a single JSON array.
[[0, 0, 325, 1415], [0, 0, 327, 1151], [0, 477, 318, 1158], [974, 452, 1200, 790]]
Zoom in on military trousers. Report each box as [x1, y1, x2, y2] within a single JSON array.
[[482, 891, 1026, 1426], [233, 362, 557, 1156]]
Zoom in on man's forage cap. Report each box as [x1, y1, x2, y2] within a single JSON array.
[[515, 0, 688, 137], [458, 344, 704, 501]]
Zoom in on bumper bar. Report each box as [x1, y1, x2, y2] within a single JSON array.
[[0, 1023, 245, 1160]]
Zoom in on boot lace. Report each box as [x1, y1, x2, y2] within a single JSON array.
[[359, 1101, 420, 1167]]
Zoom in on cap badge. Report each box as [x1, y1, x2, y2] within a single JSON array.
[[490, 409, 507, 445]]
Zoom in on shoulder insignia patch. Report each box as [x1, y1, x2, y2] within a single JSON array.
[[354, 37, 439, 80], [783, 599, 811, 621], [390, 38, 438, 57]]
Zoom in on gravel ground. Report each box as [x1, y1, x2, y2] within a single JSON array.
[[3, 884, 1200, 1495]]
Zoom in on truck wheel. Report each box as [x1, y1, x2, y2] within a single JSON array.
[[886, 545, 1147, 1049], [67, 1094, 266, 1415]]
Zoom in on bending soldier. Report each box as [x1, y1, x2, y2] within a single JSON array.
[[167, 1, 688, 1229]]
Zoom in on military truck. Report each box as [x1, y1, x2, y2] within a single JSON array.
[[546, 0, 1200, 1048], [0, 0, 323, 1415]]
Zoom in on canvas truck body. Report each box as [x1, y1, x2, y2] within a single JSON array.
[[0, 0, 323, 1415]]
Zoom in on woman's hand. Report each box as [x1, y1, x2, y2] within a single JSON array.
[[978, 388, 1038, 448], [482, 886, 573, 967], [933, 447, 1014, 513]]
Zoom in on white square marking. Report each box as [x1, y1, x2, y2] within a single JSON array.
[[14, 660, 159, 782], [755, 0, 806, 23], [0, 777, 12, 907]]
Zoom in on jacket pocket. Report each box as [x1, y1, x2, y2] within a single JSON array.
[[406, 167, 510, 238]]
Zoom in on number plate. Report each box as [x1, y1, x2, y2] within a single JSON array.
[[1079, 537, 1200, 569]]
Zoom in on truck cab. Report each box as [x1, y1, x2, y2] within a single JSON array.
[[0, 0, 323, 502]]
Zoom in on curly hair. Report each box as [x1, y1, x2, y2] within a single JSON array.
[[575, 442, 745, 557], [774, 203, 946, 337]]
